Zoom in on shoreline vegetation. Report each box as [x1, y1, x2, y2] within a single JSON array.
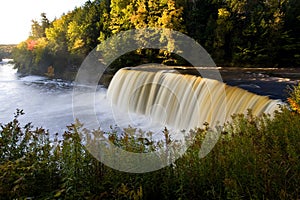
[[0, 84, 300, 199], [1, 0, 300, 199], [10, 0, 300, 81]]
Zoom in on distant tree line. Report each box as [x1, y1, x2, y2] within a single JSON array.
[[0, 45, 16, 60], [12, 0, 300, 79]]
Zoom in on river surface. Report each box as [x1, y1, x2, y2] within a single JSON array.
[[0, 61, 298, 136], [0, 62, 77, 135], [0, 62, 168, 137]]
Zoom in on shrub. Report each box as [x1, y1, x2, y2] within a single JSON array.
[[288, 82, 300, 114], [0, 108, 299, 199], [0, 109, 59, 199]]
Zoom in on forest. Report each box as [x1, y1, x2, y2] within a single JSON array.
[[12, 0, 300, 79], [0, 45, 15, 61]]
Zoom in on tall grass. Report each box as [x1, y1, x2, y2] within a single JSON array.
[[1, 84, 300, 199]]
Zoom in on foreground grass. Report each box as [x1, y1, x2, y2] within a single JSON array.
[[0, 106, 299, 200]]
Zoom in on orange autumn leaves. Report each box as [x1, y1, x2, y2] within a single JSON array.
[[288, 98, 300, 114], [26, 39, 38, 51], [288, 83, 300, 114]]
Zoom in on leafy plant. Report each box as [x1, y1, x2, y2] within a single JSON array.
[[0, 109, 59, 199], [288, 82, 300, 114], [1, 108, 300, 199]]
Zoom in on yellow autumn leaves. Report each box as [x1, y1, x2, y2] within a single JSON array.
[[288, 83, 300, 114]]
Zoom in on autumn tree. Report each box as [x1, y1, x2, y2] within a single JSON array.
[[13, 13, 52, 75], [12, 0, 300, 78], [105, 0, 185, 67], [108, 0, 184, 33]]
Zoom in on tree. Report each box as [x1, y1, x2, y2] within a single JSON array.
[[109, 0, 184, 32], [281, 0, 300, 66], [12, 0, 300, 78], [45, 13, 75, 74], [109, 0, 133, 34], [209, 0, 297, 67], [67, 0, 108, 56], [105, 0, 185, 67], [30, 13, 50, 39], [46, 14, 71, 53], [13, 13, 52, 75]]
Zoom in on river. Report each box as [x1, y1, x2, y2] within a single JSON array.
[[0, 62, 77, 135], [0, 62, 168, 137], [0, 61, 298, 136]]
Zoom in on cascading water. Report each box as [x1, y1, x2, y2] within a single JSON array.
[[107, 68, 281, 131]]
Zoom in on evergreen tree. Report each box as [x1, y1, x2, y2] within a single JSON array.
[[30, 13, 50, 39]]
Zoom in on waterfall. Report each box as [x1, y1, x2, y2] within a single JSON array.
[[107, 68, 281, 130]]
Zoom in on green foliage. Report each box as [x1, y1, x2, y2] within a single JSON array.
[[1, 107, 300, 199], [0, 109, 59, 199], [12, 37, 52, 75], [11, 0, 300, 78], [180, 0, 300, 67], [109, 0, 184, 32], [212, 0, 290, 66], [31, 13, 50, 39], [220, 109, 300, 199], [12, 0, 109, 79], [105, 0, 186, 70]]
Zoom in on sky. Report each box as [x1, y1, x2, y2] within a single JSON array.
[[0, 0, 87, 44]]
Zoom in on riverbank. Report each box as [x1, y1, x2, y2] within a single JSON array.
[[9, 60, 300, 100]]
